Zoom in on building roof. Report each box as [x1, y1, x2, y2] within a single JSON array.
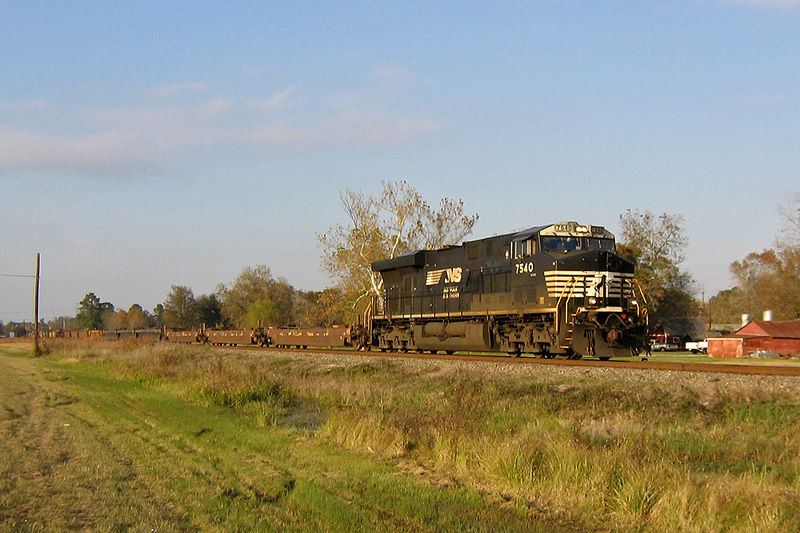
[[653, 318, 706, 340], [736, 320, 800, 339]]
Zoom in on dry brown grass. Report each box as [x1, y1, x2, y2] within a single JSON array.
[[30, 339, 800, 532]]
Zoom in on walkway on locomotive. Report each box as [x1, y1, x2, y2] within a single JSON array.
[[372, 222, 637, 320]]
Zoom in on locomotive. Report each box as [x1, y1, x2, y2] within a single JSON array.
[[369, 221, 647, 359]]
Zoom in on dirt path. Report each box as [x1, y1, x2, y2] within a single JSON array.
[[0, 354, 189, 532]]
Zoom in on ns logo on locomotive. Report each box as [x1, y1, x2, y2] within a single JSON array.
[[370, 221, 648, 359]]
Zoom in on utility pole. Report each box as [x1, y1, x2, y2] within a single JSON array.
[[34, 253, 41, 356]]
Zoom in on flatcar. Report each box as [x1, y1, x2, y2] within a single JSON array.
[[268, 326, 353, 349], [206, 328, 264, 346], [369, 221, 647, 359]]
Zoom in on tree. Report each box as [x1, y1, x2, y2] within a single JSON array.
[[730, 248, 800, 321], [617, 210, 697, 322], [152, 304, 165, 328], [75, 293, 114, 330], [47, 316, 77, 330], [163, 286, 198, 329], [707, 287, 747, 329], [318, 180, 478, 321], [216, 266, 295, 327], [196, 294, 224, 328], [127, 304, 150, 330], [103, 309, 128, 330], [246, 300, 280, 327], [778, 192, 800, 250], [723, 193, 800, 321], [296, 288, 349, 327]]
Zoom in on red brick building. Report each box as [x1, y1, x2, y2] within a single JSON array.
[[707, 320, 800, 358]]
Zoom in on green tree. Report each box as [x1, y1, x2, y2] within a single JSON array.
[[216, 266, 295, 327], [12, 322, 28, 337], [707, 287, 747, 329], [75, 293, 114, 330], [246, 299, 280, 327], [318, 180, 478, 321], [152, 304, 165, 328], [163, 286, 198, 329], [196, 294, 224, 328], [617, 210, 697, 323]]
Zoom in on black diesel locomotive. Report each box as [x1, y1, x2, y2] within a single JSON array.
[[370, 221, 648, 359]]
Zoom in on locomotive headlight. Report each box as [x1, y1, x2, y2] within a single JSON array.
[[588, 297, 598, 306]]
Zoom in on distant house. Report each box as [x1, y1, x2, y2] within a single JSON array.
[[649, 318, 706, 349], [707, 320, 800, 358]]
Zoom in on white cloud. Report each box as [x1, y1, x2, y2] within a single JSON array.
[[313, 109, 440, 147], [1, 77, 440, 177], [249, 85, 298, 113], [200, 98, 233, 115], [0, 125, 146, 174]]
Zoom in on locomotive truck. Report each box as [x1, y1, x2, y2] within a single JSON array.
[[369, 221, 648, 359]]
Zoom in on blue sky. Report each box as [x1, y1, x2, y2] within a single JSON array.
[[2, 0, 799, 322]]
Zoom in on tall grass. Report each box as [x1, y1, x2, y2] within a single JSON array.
[[42, 339, 800, 532]]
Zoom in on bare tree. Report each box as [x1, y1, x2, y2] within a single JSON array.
[[778, 192, 800, 250], [319, 180, 478, 320]]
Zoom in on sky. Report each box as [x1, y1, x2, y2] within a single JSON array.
[[2, 0, 799, 323]]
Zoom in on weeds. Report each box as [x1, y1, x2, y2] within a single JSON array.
[[37, 339, 800, 532]]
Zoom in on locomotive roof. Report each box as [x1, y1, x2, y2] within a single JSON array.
[[491, 221, 614, 244], [371, 221, 614, 271]]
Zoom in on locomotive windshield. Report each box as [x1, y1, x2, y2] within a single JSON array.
[[541, 237, 615, 252]]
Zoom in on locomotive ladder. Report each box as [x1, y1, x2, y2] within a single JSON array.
[[555, 277, 579, 350]]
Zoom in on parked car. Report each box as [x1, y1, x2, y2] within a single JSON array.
[[685, 340, 708, 354], [650, 342, 680, 352]]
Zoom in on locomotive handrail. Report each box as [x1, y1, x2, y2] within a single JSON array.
[[555, 277, 578, 335], [625, 279, 650, 327]]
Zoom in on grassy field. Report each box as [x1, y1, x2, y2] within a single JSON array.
[[2, 339, 800, 532]]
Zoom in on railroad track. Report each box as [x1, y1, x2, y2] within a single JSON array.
[[222, 345, 800, 377]]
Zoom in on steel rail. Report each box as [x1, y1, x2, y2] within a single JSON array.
[[218, 344, 800, 377]]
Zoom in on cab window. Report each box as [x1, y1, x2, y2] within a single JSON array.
[[541, 236, 582, 251], [588, 238, 615, 251], [511, 239, 534, 258]]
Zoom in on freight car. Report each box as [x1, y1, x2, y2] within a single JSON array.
[[369, 221, 647, 359], [268, 326, 354, 348]]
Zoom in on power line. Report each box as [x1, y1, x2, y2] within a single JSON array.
[[0, 273, 35, 278]]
